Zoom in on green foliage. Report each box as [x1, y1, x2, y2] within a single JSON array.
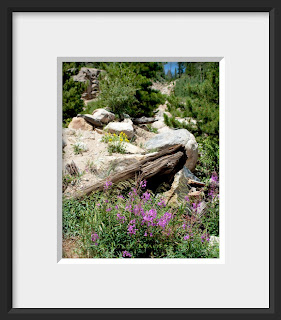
[[72, 141, 88, 155], [101, 132, 129, 155], [82, 99, 104, 115], [62, 183, 219, 258], [63, 77, 87, 122], [163, 113, 196, 132], [146, 124, 158, 134], [170, 62, 219, 136], [95, 63, 165, 118], [196, 136, 219, 182]]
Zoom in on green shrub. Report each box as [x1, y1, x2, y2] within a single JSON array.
[[96, 63, 165, 118], [169, 62, 219, 136], [196, 136, 219, 183], [63, 78, 87, 121]]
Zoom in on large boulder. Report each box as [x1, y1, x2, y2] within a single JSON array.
[[68, 117, 93, 131], [145, 129, 198, 171], [104, 121, 135, 139], [92, 108, 115, 124]]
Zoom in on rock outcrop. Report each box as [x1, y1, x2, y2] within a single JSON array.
[[73, 67, 103, 100], [145, 128, 198, 171]]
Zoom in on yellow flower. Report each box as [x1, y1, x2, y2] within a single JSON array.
[[125, 139, 129, 142], [120, 138, 123, 142], [109, 139, 112, 142]]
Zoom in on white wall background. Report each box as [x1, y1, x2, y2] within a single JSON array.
[[13, 12, 269, 308]]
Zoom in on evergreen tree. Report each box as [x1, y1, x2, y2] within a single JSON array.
[[177, 62, 185, 78]]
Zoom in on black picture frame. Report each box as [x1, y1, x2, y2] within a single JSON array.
[[1, 0, 279, 319]]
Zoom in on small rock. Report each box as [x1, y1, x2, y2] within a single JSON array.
[[124, 143, 145, 154], [188, 190, 203, 199], [68, 117, 93, 131], [182, 167, 200, 182], [151, 119, 166, 130]]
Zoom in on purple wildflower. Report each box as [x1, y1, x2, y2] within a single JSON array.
[[117, 194, 124, 199], [127, 219, 138, 235], [210, 172, 219, 184], [157, 199, 166, 207], [117, 213, 126, 223], [106, 207, 112, 212], [91, 232, 99, 246], [125, 204, 132, 212], [184, 234, 190, 240], [133, 203, 144, 216], [122, 250, 132, 258], [184, 196, 190, 202], [142, 191, 151, 203], [104, 180, 113, 190], [115, 205, 119, 210], [157, 212, 172, 229], [140, 180, 147, 188], [143, 209, 157, 226]]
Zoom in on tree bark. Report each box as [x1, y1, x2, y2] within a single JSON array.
[[72, 144, 187, 199]]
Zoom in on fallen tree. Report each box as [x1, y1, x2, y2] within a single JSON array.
[[73, 144, 187, 199]]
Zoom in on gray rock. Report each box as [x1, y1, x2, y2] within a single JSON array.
[[104, 121, 135, 139], [77, 114, 103, 127], [182, 166, 200, 182], [92, 108, 115, 124], [133, 116, 156, 125], [145, 129, 198, 171]]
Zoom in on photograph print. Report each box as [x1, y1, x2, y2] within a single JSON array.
[[61, 61, 219, 259]]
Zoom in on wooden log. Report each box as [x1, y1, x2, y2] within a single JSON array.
[[65, 160, 80, 176], [187, 179, 205, 187], [73, 144, 187, 199]]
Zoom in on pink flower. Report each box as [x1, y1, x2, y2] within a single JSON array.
[[104, 180, 113, 190], [122, 251, 132, 258], [140, 180, 147, 188]]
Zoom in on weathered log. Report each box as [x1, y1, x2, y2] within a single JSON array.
[[65, 160, 80, 176], [73, 144, 187, 199], [187, 179, 205, 188]]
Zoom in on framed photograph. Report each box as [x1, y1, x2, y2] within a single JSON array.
[[2, 1, 279, 318]]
